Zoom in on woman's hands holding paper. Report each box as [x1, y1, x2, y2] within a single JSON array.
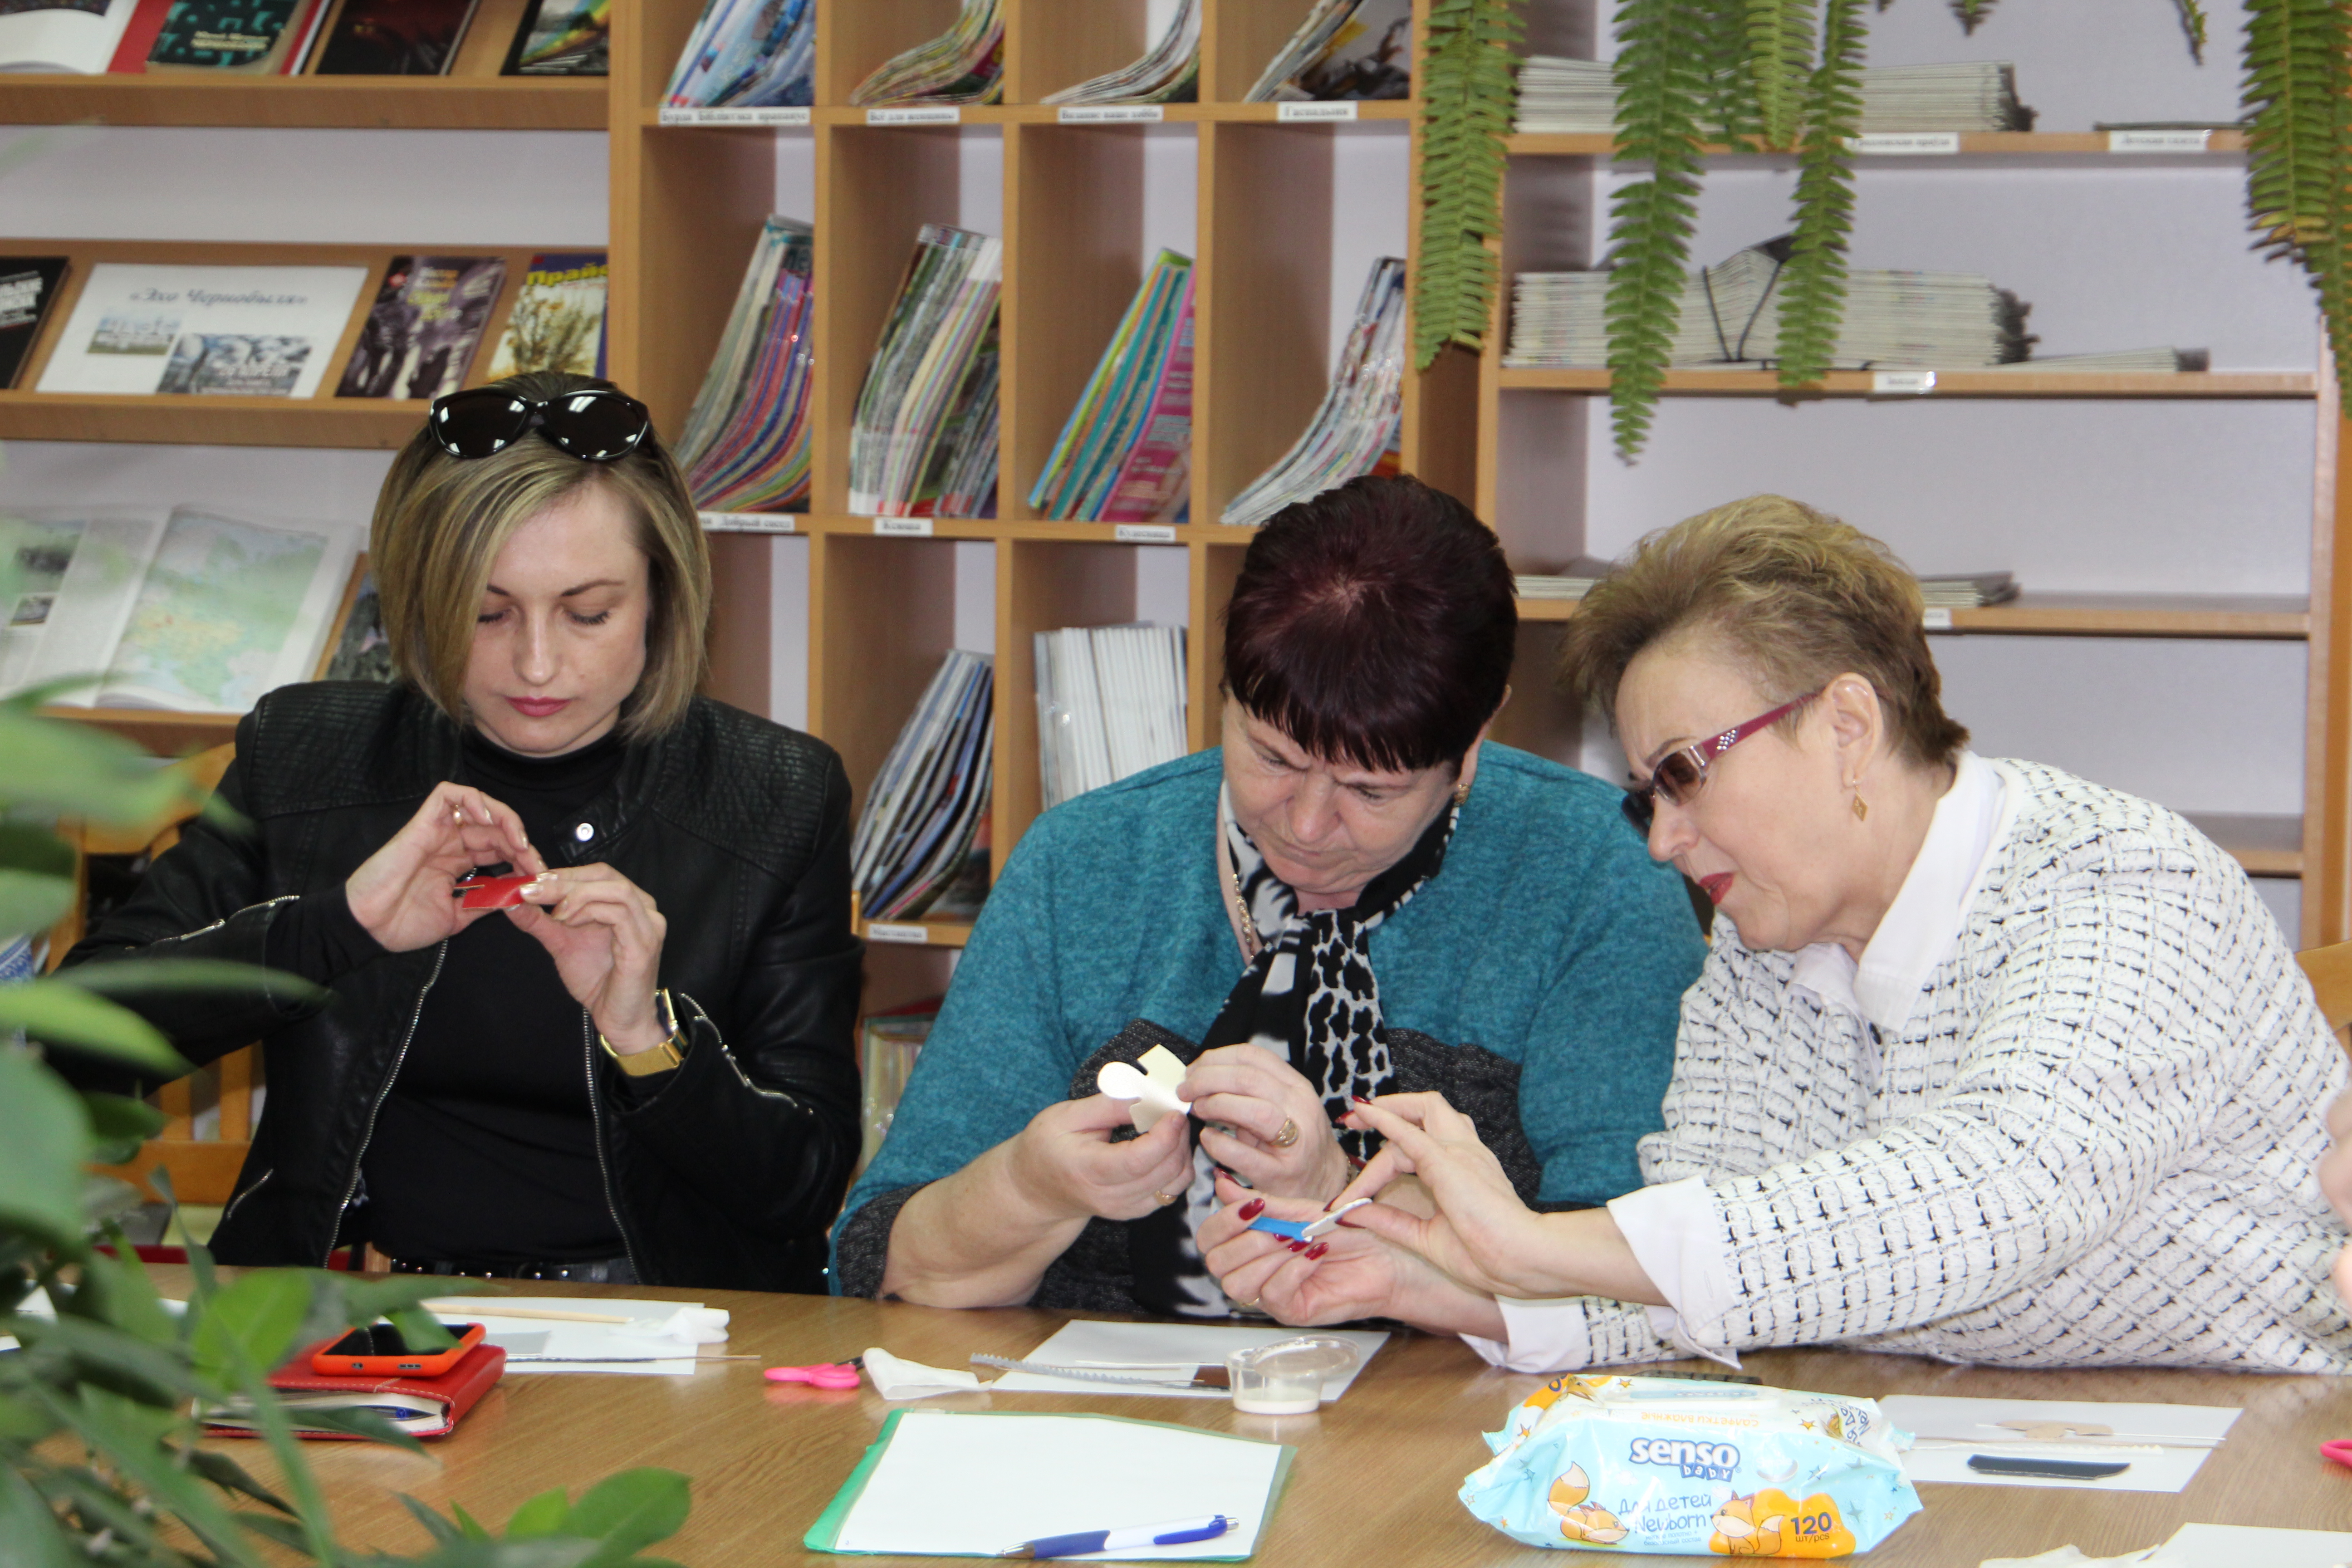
[[1181, 1045, 1352, 1203], [1010, 1093, 1196, 1223], [347, 782, 545, 952]]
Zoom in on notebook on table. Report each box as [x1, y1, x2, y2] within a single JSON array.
[[201, 1340, 505, 1441]]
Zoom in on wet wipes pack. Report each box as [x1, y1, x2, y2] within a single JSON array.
[[1460, 1373, 1922, 1557]]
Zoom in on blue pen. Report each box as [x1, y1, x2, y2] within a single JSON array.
[[997, 1514, 1235, 1559]]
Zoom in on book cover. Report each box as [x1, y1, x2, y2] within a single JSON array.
[[336, 255, 505, 399], [500, 0, 602, 75], [146, 0, 306, 70], [312, 0, 476, 74], [36, 262, 368, 399], [1293, 0, 1410, 100], [0, 0, 138, 72], [203, 1340, 505, 1441], [484, 251, 605, 379], [0, 257, 69, 391], [102, 0, 175, 70]]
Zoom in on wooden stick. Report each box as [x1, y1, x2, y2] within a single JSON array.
[[422, 1300, 634, 1324]]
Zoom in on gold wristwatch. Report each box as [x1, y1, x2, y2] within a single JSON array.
[[601, 989, 686, 1077]]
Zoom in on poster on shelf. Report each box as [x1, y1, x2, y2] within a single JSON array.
[[35, 263, 368, 400]]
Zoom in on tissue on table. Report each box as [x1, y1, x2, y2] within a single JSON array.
[[1460, 1373, 1921, 1557], [862, 1347, 985, 1400], [460, 1300, 730, 1373]]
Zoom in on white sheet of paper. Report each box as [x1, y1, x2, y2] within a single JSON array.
[[987, 1321, 1387, 1400], [2156, 1522, 2352, 1568], [443, 1299, 719, 1376], [1882, 1395, 2240, 1447], [1903, 1440, 2214, 1493], [829, 1411, 1283, 1558]]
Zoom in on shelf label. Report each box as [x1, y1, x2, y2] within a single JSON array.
[[659, 106, 811, 127], [1872, 369, 1937, 395], [867, 922, 930, 945], [1845, 132, 1959, 155], [2108, 128, 2211, 153], [1114, 523, 1178, 543], [1279, 102, 1358, 122], [873, 516, 935, 537], [699, 510, 797, 533], [867, 106, 961, 126], [1059, 104, 1164, 124], [1922, 607, 1955, 630]]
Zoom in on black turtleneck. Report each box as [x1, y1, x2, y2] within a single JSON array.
[[276, 726, 633, 1265]]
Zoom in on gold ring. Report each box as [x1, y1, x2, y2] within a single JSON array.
[[1153, 1190, 1179, 1207], [1272, 1117, 1300, 1149]]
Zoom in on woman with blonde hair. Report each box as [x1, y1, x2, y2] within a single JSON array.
[[57, 371, 860, 1291], [1205, 494, 2352, 1372]]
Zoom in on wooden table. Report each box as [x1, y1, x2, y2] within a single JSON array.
[[170, 1274, 2352, 1565]]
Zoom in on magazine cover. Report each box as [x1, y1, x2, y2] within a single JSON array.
[[312, 0, 477, 74], [0, 0, 138, 72], [335, 255, 505, 399], [0, 257, 69, 389], [485, 252, 605, 379], [36, 263, 368, 398], [501, 0, 603, 74], [1293, 0, 1410, 99], [146, 0, 308, 69]]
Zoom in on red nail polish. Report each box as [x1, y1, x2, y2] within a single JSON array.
[[1305, 1242, 1329, 1260], [1351, 1095, 1373, 1106], [1237, 1198, 1265, 1221], [1288, 1240, 1308, 1252]]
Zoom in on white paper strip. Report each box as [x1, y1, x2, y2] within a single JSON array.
[[1846, 132, 1960, 155], [699, 510, 797, 532], [867, 921, 930, 944], [874, 516, 935, 536], [1059, 104, 1164, 123], [660, 106, 810, 126], [868, 106, 961, 126], [1279, 101, 1357, 122], [1872, 369, 1937, 394], [1114, 523, 1178, 543]]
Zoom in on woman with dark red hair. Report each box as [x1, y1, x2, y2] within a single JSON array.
[[828, 475, 1704, 1316]]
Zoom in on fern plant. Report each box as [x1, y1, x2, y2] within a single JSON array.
[[1414, 0, 1524, 369]]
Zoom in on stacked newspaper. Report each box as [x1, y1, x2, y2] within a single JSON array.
[[1918, 573, 2019, 608], [663, 0, 813, 108], [849, 0, 1003, 105], [852, 651, 995, 922], [849, 225, 1003, 518], [1513, 559, 1616, 601], [1035, 624, 1189, 810], [1513, 58, 2031, 135], [1220, 257, 1407, 527], [1505, 238, 2033, 370], [1043, 0, 1198, 104], [1245, 0, 1411, 102], [676, 216, 814, 514], [1028, 250, 1194, 523]]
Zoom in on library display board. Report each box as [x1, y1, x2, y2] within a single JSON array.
[[5, 0, 2349, 986]]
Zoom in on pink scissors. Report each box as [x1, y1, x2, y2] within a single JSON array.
[[2321, 1439, 2352, 1469], [766, 1358, 861, 1390]]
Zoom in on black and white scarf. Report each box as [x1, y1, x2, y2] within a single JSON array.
[[1128, 785, 1459, 1317]]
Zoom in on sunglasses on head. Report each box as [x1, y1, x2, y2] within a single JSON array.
[[426, 387, 654, 462], [1620, 690, 1822, 836]]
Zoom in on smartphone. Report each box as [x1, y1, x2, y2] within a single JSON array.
[[311, 1321, 485, 1378]]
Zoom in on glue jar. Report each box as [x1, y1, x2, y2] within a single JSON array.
[[1224, 1337, 1361, 1415]]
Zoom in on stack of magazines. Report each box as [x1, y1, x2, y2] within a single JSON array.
[[849, 0, 1003, 105], [849, 225, 1004, 519], [1027, 251, 1195, 523], [1043, 0, 1198, 104], [1513, 58, 2032, 135], [1245, 0, 1411, 101], [677, 216, 814, 514], [663, 0, 813, 108], [853, 650, 995, 923], [1918, 572, 2019, 608], [1220, 257, 1407, 528], [1504, 238, 2034, 370], [1035, 624, 1189, 810], [1513, 559, 1616, 601]]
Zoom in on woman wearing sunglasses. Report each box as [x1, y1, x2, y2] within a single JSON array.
[[56, 371, 861, 1292], [1205, 494, 2352, 1372]]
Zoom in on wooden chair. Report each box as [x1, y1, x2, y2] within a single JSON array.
[[2297, 941, 2352, 1054], [54, 745, 257, 1208]]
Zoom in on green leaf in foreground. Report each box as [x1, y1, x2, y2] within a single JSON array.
[[0, 980, 184, 1073], [0, 1049, 91, 1248]]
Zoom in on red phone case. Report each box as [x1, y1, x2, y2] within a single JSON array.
[[458, 872, 536, 910], [312, 1320, 486, 1377]]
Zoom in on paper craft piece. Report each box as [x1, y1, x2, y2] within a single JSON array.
[[458, 872, 538, 909], [1883, 1395, 2237, 1494], [987, 1319, 1386, 1401], [443, 1299, 725, 1376], [862, 1347, 985, 1401], [1097, 1044, 1191, 1131], [806, 1410, 1289, 1559], [1248, 1197, 1372, 1243]]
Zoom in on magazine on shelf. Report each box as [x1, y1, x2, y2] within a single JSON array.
[[35, 263, 368, 399], [847, 225, 1004, 518], [311, 0, 480, 74], [1040, 0, 1197, 105], [663, 0, 812, 108], [1028, 251, 1196, 524], [1511, 558, 1618, 601], [858, 1000, 939, 1176], [678, 217, 815, 514], [0, 257, 69, 390], [1220, 256, 1407, 527], [501, 0, 603, 75], [335, 255, 505, 399], [851, 650, 995, 923], [1514, 57, 2033, 134], [485, 252, 606, 379], [0, 0, 139, 72], [0, 504, 355, 713], [848, 0, 1001, 106], [1035, 623, 1188, 810], [314, 556, 392, 682], [1245, 0, 1409, 102], [146, 0, 316, 70]]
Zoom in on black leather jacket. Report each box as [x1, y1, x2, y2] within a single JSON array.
[[56, 682, 862, 1293]]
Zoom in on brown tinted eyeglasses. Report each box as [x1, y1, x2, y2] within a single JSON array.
[[1621, 691, 1821, 835]]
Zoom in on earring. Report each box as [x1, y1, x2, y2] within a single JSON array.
[[1452, 779, 1472, 807], [1851, 790, 1869, 822]]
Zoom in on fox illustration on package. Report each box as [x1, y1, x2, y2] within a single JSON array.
[[1459, 1375, 1920, 1557]]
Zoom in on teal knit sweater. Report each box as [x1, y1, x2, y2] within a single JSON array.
[[831, 743, 1705, 1295]]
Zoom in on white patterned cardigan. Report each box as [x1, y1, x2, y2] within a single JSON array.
[[1539, 760, 2352, 1372]]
